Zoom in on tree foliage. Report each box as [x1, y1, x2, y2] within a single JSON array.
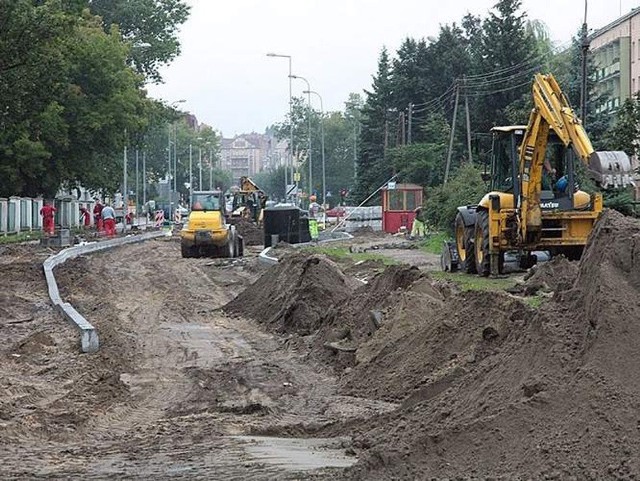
[[423, 164, 487, 232], [0, 0, 190, 199], [86, 0, 190, 82]]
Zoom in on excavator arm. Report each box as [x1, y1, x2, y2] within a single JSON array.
[[517, 73, 632, 244]]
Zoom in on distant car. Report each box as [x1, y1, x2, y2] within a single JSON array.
[[325, 206, 346, 218]]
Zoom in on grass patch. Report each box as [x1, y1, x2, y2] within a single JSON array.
[[431, 271, 549, 309], [430, 271, 519, 292], [0, 231, 43, 245], [522, 295, 545, 308], [302, 245, 398, 265], [419, 231, 449, 255]]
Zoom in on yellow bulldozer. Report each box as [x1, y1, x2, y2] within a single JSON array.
[[442, 73, 634, 276], [180, 190, 244, 258]]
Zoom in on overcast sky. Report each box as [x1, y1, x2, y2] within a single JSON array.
[[145, 0, 639, 137]]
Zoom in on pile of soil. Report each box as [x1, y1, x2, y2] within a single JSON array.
[[311, 265, 424, 368], [512, 254, 580, 296], [232, 218, 263, 246], [224, 254, 357, 335], [339, 209, 640, 480]]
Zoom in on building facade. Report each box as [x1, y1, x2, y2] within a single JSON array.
[[220, 133, 288, 184], [591, 8, 640, 114]]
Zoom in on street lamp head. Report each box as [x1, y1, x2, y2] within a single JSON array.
[[266, 52, 291, 58]]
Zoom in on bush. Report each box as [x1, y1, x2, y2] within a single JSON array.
[[424, 164, 487, 233]]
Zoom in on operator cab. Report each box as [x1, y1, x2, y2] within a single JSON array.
[[191, 191, 224, 213], [489, 126, 577, 211]]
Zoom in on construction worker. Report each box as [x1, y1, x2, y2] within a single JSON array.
[[308, 195, 323, 241], [40, 200, 56, 236], [93, 199, 104, 232], [101, 202, 116, 237], [79, 206, 91, 228], [410, 206, 426, 239]]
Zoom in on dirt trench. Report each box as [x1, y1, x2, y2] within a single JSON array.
[[0, 239, 392, 480]]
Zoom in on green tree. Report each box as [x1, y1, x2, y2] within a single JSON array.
[[604, 93, 640, 157], [388, 110, 450, 188], [354, 48, 394, 201], [424, 164, 487, 231], [0, 2, 148, 198], [86, 0, 190, 82], [474, 0, 538, 131], [253, 165, 286, 201]]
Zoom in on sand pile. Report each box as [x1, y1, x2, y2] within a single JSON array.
[[311, 265, 424, 367], [232, 218, 263, 246], [515, 254, 579, 295], [341, 209, 640, 480], [223, 254, 357, 335]]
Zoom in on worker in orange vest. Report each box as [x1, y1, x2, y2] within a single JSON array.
[[40, 200, 56, 235]]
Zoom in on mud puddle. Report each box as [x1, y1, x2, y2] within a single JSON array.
[[235, 435, 357, 470]]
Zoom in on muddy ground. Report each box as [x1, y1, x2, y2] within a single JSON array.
[[2, 213, 639, 479], [0, 237, 394, 480]]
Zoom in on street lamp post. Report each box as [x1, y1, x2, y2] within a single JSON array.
[[267, 52, 293, 201], [290, 74, 312, 202], [189, 143, 193, 207], [207, 142, 213, 190], [168, 99, 185, 223], [304, 90, 326, 222], [199, 146, 203, 190]]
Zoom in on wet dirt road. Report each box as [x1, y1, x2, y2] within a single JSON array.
[[0, 239, 393, 480]]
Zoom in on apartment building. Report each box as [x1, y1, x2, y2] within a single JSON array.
[[591, 8, 640, 114], [220, 133, 288, 184]]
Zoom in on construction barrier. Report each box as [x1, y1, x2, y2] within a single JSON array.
[[155, 210, 165, 227]]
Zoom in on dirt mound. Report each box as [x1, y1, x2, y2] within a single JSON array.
[[232, 218, 263, 246], [341, 288, 528, 402], [224, 254, 357, 335], [311, 265, 424, 368], [514, 254, 579, 295], [340, 210, 640, 480]]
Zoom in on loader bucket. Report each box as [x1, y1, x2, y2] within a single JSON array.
[[589, 151, 635, 189]]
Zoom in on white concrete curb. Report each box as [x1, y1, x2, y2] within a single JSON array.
[[43, 231, 167, 353], [258, 232, 354, 266], [258, 246, 279, 266]]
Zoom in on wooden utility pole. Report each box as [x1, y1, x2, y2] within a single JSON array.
[[407, 102, 413, 145], [580, 0, 590, 126], [444, 82, 460, 184], [464, 76, 473, 164], [400, 111, 405, 146]]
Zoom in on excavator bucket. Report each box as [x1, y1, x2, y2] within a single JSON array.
[[589, 151, 636, 189]]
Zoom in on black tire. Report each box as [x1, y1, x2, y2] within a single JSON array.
[[455, 213, 476, 274], [474, 209, 491, 276], [181, 243, 192, 258]]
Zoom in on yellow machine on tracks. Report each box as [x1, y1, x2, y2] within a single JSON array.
[[442, 73, 634, 276], [180, 191, 244, 258]]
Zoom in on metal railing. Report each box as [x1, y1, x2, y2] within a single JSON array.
[[0, 197, 95, 235]]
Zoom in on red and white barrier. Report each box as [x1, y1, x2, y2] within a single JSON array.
[[154, 210, 165, 228]]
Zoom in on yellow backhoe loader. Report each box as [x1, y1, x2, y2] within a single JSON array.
[[229, 176, 267, 225], [442, 73, 634, 276]]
